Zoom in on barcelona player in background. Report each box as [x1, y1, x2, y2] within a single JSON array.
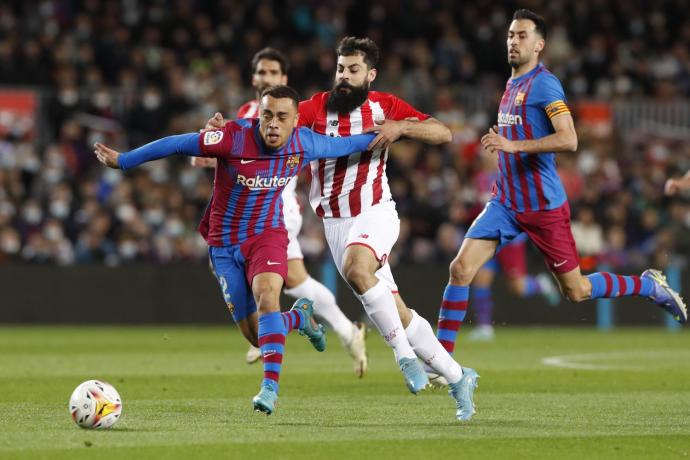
[[435, 9, 686, 376]]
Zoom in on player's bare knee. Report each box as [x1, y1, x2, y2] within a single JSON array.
[[448, 258, 474, 286], [344, 263, 375, 295], [254, 285, 279, 313]]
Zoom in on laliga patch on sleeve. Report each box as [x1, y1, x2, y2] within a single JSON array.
[[203, 131, 224, 146]]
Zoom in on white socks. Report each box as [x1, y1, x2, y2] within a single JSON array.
[[284, 276, 354, 344], [360, 281, 416, 361], [405, 309, 463, 384]]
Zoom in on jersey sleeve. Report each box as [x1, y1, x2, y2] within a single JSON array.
[[118, 133, 201, 170], [297, 96, 319, 128], [298, 128, 375, 161], [533, 74, 571, 121], [385, 94, 431, 121], [197, 121, 238, 159]]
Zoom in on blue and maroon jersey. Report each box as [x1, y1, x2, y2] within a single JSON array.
[[198, 118, 374, 246], [493, 63, 571, 212]]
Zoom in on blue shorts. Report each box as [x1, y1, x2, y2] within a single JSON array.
[[468, 199, 579, 274], [467, 200, 525, 250], [208, 245, 257, 323]]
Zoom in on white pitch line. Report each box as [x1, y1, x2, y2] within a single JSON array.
[[541, 354, 619, 370], [540, 350, 687, 371]]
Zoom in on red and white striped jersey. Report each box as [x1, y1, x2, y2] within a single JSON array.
[[237, 99, 260, 119], [298, 91, 429, 218]]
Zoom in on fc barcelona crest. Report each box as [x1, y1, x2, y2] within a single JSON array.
[[287, 155, 300, 169], [515, 91, 526, 106]]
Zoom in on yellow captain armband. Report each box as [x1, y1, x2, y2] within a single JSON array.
[[545, 100, 570, 119]]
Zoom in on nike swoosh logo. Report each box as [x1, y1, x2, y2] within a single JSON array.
[[240, 159, 255, 164], [266, 261, 281, 266], [553, 260, 568, 267]]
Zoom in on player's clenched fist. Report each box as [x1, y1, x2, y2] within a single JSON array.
[[93, 143, 121, 169], [205, 112, 227, 130]]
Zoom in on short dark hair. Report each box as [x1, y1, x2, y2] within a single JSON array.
[[251, 47, 289, 74], [260, 85, 300, 108], [336, 37, 379, 69], [512, 9, 547, 39]]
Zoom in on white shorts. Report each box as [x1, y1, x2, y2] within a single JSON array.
[[323, 201, 399, 292], [283, 180, 303, 260]]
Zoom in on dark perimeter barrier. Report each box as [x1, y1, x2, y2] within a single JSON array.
[[0, 263, 686, 326]]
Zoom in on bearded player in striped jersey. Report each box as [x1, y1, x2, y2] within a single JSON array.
[[435, 10, 686, 385], [298, 37, 479, 420], [196, 48, 368, 377]]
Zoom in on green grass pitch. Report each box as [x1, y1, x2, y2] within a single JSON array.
[[0, 326, 688, 459]]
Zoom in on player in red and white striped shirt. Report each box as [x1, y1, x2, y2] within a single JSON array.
[[297, 37, 473, 401], [196, 48, 368, 377]]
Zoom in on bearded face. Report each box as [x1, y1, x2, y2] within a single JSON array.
[[326, 79, 370, 114]]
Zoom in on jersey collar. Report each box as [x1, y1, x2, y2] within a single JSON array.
[[509, 62, 543, 85]]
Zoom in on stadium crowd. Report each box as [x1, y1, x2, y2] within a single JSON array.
[[0, 0, 688, 272]]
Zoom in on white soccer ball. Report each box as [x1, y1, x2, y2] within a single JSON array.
[[69, 380, 123, 429]]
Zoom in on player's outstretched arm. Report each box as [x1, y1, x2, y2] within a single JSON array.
[[94, 133, 202, 171], [303, 130, 377, 160], [188, 114, 228, 169], [363, 117, 452, 151], [481, 113, 578, 155], [665, 170, 690, 196]]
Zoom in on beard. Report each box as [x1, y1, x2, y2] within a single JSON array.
[[326, 80, 369, 113], [508, 52, 530, 69]]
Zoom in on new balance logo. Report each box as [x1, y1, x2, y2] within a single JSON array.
[[358, 234, 369, 239], [329, 120, 339, 127]]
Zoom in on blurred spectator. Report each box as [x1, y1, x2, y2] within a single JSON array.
[[0, 1, 687, 269]]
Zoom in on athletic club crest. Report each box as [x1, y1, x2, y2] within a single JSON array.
[[287, 155, 300, 169], [515, 91, 526, 106]]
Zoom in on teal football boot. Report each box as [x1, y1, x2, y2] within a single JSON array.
[[252, 384, 278, 415], [291, 298, 327, 351], [398, 357, 430, 394], [448, 367, 479, 421]]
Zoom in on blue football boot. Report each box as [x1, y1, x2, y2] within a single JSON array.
[[398, 357, 430, 394], [291, 298, 327, 351], [642, 269, 687, 323], [252, 384, 278, 415], [448, 367, 479, 421]]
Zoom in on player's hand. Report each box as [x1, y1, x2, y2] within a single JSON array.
[[363, 119, 406, 150], [93, 143, 121, 169], [664, 178, 680, 196], [481, 125, 515, 153], [204, 112, 227, 130], [190, 157, 218, 168]]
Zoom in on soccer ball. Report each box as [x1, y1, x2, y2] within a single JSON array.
[[69, 380, 122, 429]]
